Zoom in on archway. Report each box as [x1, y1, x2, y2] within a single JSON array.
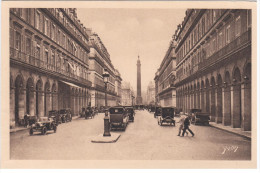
[[44, 81, 51, 116], [197, 82, 200, 109], [205, 79, 210, 113], [36, 79, 43, 117], [223, 71, 231, 126], [15, 75, 24, 126], [241, 63, 251, 130], [26, 77, 34, 115], [216, 74, 223, 123], [201, 80, 205, 111], [210, 77, 216, 121], [231, 67, 242, 128], [52, 83, 57, 110]]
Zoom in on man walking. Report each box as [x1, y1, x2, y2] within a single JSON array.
[[177, 112, 188, 136], [182, 115, 194, 137]]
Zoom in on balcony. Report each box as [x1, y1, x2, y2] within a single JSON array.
[[10, 47, 92, 87], [198, 29, 251, 70]]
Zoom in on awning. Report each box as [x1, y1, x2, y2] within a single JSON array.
[[60, 80, 80, 89]]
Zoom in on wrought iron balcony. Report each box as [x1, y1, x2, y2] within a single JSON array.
[[10, 47, 92, 87]]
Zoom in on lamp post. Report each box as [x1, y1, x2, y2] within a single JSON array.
[[102, 68, 111, 137]]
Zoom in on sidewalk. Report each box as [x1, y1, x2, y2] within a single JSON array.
[[10, 115, 81, 134], [209, 122, 251, 140]]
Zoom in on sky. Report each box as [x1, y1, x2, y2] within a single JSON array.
[[77, 8, 186, 92]]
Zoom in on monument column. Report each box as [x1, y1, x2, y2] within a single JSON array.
[[136, 55, 142, 104]]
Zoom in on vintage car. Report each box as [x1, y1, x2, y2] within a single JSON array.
[[124, 106, 135, 122], [48, 110, 61, 125], [109, 107, 129, 131], [85, 107, 94, 119], [29, 117, 57, 135], [154, 106, 161, 118], [191, 112, 210, 125], [157, 107, 175, 126], [174, 108, 183, 117], [189, 109, 202, 117], [59, 109, 72, 123], [24, 114, 37, 127]]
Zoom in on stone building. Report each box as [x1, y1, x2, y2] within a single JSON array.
[[154, 40, 177, 107], [88, 32, 122, 107], [146, 81, 156, 105], [174, 9, 251, 131], [121, 82, 134, 106], [10, 8, 93, 127]]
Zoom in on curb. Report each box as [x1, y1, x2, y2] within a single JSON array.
[[209, 124, 251, 140]]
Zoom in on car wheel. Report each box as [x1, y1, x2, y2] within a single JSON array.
[[29, 128, 33, 135], [54, 125, 57, 133], [42, 127, 47, 135]]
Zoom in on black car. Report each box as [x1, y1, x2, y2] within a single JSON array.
[[59, 109, 72, 123], [85, 107, 94, 119], [192, 112, 210, 125], [29, 117, 57, 135], [124, 106, 135, 122], [48, 110, 61, 125], [109, 106, 129, 131], [157, 107, 175, 126]]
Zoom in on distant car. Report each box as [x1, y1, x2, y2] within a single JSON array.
[[48, 110, 61, 125], [59, 109, 72, 123], [157, 107, 175, 126], [109, 106, 129, 131], [124, 106, 135, 122], [150, 106, 156, 113], [29, 117, 57, 135], [85, 107, 93, 119], [191, 112, 210, 125], [80, 108, 86, 118]]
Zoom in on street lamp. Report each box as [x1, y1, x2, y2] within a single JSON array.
[[102, 68, 110, 137]]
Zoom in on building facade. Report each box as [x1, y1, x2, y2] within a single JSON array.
[[121, 82, 135, 106], [10, 8, 93, 127], [88, 32, 122, 108], [154, 40, 177, 107], [146, 81, 156, 105], [174, 9, 251, 131]]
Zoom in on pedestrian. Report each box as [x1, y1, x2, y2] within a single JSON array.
[[181, 115, 195, 137], [177, 113, 188, 136]]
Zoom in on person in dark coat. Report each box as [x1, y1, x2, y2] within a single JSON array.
[[182, 115, 194, 137]]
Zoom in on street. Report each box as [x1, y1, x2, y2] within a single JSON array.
[[10, 110, 251, 160]]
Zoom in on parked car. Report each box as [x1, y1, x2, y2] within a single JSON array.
[[48, 110, 61, 125], [191, 112, 210, 125], [59, 109, 72, 123], [109, 106, 129, 131], [24, 114, 37, 126], [174, 108, 183, 117], [157, 107, 175, 126], [29, 117, 57, 135], [150, 106, 156, 113], [154, 106, 161, 118], [124, 106, 135, 122]]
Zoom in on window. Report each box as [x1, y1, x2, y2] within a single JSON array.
[[45, 50, 49, 65], [26, 38, 31, 55], [218, 32, 223, 49], [57, 54, 61, 68], [213, 10, 216, 23], [63, 34, 66, 47], [25, 9, 31, 23], [51, 50, 55, 66], [51, 23, 56, 41], [15, 31, 21, 50], [57, 30, 60, 43], [35, 47, 40, 60], [226, 25, 231, 44], [44, 18, 49, 36], [35, 11, 40, 30], [202, 17, 205, 35], [235, 16, 241, 37]]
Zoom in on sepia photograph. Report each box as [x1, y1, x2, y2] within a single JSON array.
[[1, 0, 258, 170]]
